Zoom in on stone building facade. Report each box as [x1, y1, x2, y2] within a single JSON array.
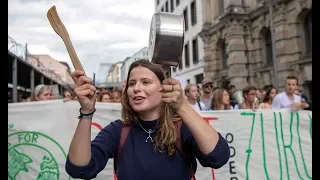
[[199, 0, 312, 98]]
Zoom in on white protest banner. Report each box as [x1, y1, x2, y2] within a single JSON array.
[[8, 100, 312, 180]]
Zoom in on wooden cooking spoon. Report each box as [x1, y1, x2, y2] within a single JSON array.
[[47, 6, 85, 73]]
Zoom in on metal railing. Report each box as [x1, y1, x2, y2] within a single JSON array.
[[8, 35, 67, 85]]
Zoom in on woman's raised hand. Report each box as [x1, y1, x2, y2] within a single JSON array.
[[71, 71, 96, 114]]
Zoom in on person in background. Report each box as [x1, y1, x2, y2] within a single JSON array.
[[262, 85, 273, 101], [197, 85, 201, 94], [96, 89, 101, 96], [210, 88, 233, 110], [199, 78, 214, 110], [26, 97, 32, 102], [31, 84, 52, 101], [256, 88, 265, 103], [8, 91, 12, 103], [227, 84, 236, 95], [196, 85, 201, 104], [63, 90, 74, 102], [65, 59, 230, 179], [234, 86, 258, 109], [259, 86, 277, 109], [7, 91, 24, 103], [294, 89, 311, 110], [184, 84, 205, 111], [99, 91, 113, 103], [95, 95, 100, 102], [272, 76, 308, 109], [111, 87, 122, 103]]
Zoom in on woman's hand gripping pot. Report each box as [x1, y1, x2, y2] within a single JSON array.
[[160, 78, 186, 112]]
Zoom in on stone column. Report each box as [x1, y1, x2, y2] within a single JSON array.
[[226, 20, 249, 90], [271, 4, 291, 89], [203, 39, 216, 79], [202, 0, 213, 24]]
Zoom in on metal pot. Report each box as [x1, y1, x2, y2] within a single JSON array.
[[148, 12, 185, 69], [231, 90, 244, 105]]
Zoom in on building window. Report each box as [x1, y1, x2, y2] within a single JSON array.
[[184, 42, 190, 68], [161, 7, 164, 11], [219, 0, 224, 15], [264, 28, 274, 66], [183, 8, 189, 31], [157, 0, 160, 5], [179, 57, 183, 70], [173, 67, 176, 72], [170, 0, 174, 12], [187, 79, 190, 84], [218, 39, 228, 69], [192, 37, 199, 64], [195, 74, 203, 84], [304, 10, 312, 55], [165, 1, 168, 12], [176, 0, 180, 6], [191, 1, 197, 26]]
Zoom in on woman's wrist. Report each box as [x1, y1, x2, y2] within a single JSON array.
[[80, 108, 95, 114], [176, 101, 190, 115]]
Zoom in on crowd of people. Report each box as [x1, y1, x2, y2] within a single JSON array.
[[8, 74, 312, 112], [8, 84, 124, 104], [185, 75, 312, 111], [63, 86, 123, 103]]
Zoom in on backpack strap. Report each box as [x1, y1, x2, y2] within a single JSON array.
[[197, 101, 202, 111], [175, 120, 196, 180], [114, 124, 132, 173]]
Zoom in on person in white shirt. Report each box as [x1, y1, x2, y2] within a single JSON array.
[[184, 84, 206, 111], [272, 76, 308, 109]]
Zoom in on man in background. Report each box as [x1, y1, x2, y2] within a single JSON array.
[[272, 76, 308, 109], [199, 78, 213, 110], [185, 84, 205, 111]]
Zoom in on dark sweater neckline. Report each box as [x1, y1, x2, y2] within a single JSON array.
[[138, 118, 159, 130]]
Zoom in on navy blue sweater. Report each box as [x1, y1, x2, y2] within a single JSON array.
[[65, 119, 230, 180]]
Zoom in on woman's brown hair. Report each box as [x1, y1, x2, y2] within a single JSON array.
[[210, 88, 230, 110], [121, 59, 179, 157], [63, 89, 74, 99], [262, 86, 277, 103], [99, 91, 111, 101]]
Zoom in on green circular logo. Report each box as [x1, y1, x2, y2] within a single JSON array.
[[8, 131, 70, 180]]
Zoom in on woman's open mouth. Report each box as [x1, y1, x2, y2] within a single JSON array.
[[133, 96, 145, 104]]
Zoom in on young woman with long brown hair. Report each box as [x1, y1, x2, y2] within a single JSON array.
[[259, 86, 277, 109], [209, 88, 233, 110], [65, 60, 230, 179]]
